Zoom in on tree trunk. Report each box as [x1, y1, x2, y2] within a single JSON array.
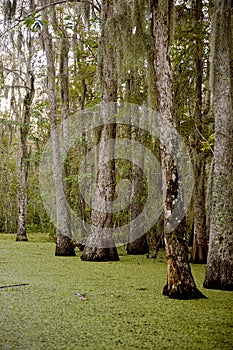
[[127, 126, 149, 255], [190, 0, 208, 263], [80, 118, 119, 261], [203, 0, 233, 290], [151, 0, 205, 299], [191, 153, 208, 263], [81, 0, 119, 261], [41, 3, 75, 256], [16, 28, 35, 242]]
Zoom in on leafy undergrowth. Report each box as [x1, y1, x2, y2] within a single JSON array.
[[0, 233, 232, 350]]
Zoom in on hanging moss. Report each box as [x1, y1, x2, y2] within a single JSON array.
[[3, 0, 17, 23]]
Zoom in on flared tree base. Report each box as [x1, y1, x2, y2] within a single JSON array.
[[81, 246, 119, 262], [203, 247, 233, 291], [126, 235, 149, 255], [16, 227, 28, 242], [163, 284, 207, 299], [16, 235, 28, 242], [190, 244, 208, 264], [55, 233, 76, 256], [203, 279, 233, 291]]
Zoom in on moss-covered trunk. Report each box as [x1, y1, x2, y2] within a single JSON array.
[[151, 0, 205, 299], [204, 0, 233, 290], [81, 0, 119, 262]]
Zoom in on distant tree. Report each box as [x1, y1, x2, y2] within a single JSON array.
[[203, 0, 233, 290], [126, 126, 149, 255], [16, 68, 34, 242], [41, 1, 75, 256], [190, 0, 208, 263], [151, 0, 206, 299], [16, 15, 36, 241], [1, 0, 36, 241], [171, 0, 211, 259], [0, 120, 18, 233]]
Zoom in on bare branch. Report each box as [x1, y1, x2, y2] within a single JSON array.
[[0, 283, 29, 289]]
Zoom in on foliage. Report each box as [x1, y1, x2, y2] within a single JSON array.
[[171, 0, 211, 140], [0, 124, 18, 232], [23, 12, 46, 32], [0, 1, 223, 258], [200, 132, 214, 153]]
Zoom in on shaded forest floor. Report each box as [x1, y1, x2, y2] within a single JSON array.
[[0, 233, 232, 350]]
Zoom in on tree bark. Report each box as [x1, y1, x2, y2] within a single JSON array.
[[16, 23, 35, 242], [151, 0, 206, 299], [16, 73, 34, 242], [41, 2, 75, 256], [203, 0, 233, 290], [191, 153, 208, 263], [190, 0, 208, 263], [126, 126, 149, 255], [81, 0, 119, 261]]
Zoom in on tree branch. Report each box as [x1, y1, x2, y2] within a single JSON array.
[[0, 0, 100, 38], [0, 283, 29, 289]]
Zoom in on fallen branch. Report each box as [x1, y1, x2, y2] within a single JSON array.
[[0, 283, 29, 289]]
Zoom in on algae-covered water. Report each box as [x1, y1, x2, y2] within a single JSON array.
[[0, 233, 232, 349]]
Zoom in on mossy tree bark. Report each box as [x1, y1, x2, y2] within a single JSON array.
[[203, 0, 233, 290], [81, 0, 119, 262], [41, 2, 75, 256], [151, 0, 206, 299]]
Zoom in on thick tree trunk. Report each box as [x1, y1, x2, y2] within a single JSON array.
[[190, 0, 208, 263], [80, 121, 119, 261], [42, 4, 75, 256], [204, 0, 233, 290], [163, 219, 205, 299], [81, 0, 119, 261], [151, 0, 205, 298]]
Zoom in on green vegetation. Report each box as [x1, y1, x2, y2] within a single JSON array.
[[0, 233, 232, 349]]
